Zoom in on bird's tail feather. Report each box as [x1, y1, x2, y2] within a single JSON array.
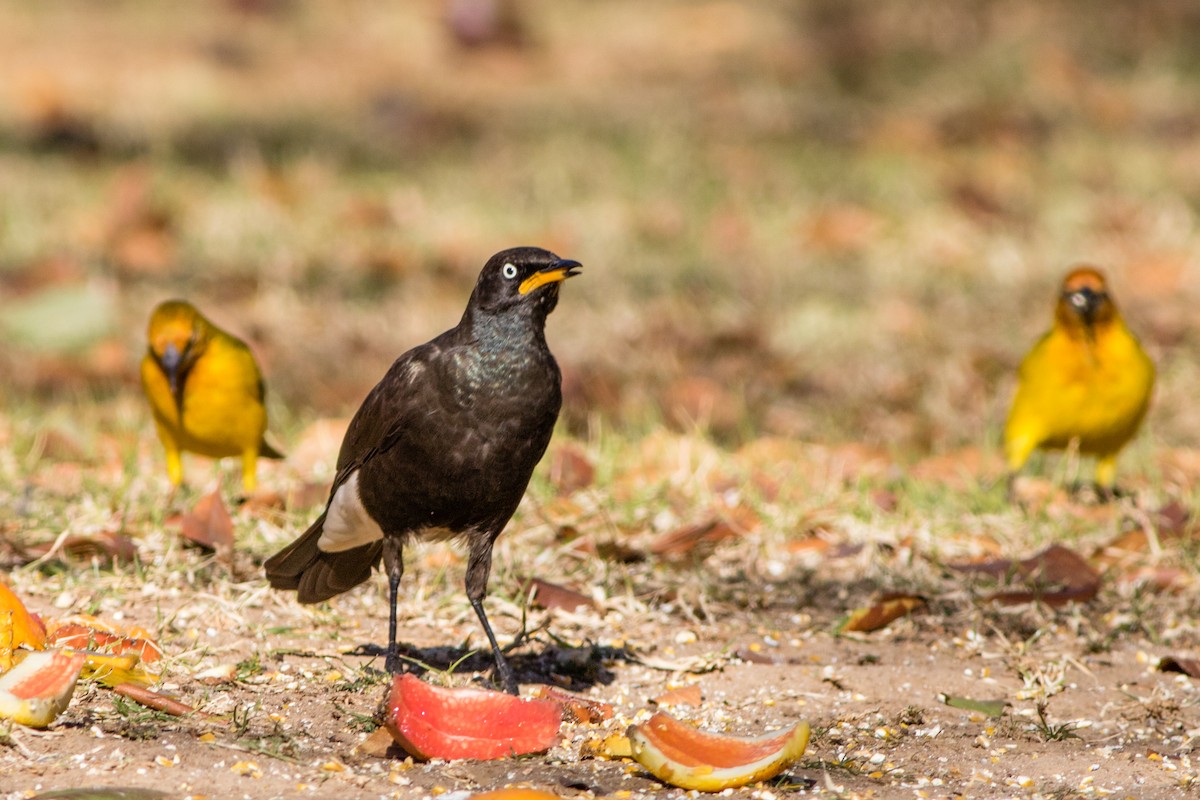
[[259, 436, 286, 459], [264, 512, 383, 604]]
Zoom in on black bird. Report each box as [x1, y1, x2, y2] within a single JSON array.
[[265, 247, 580, 694]]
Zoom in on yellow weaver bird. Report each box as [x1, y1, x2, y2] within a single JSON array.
[[140, 300, 283, 494], [1004, 266, 1154, 491]]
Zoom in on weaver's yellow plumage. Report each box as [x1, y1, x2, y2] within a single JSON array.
[[140, 300, 282, 494], [1004, 267, 1154, 490]]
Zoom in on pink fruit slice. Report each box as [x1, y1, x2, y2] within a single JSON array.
[[385, 674, 562, 760], [627, 711, 810, 791]]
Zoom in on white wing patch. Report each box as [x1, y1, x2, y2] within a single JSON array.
[[319, 470, 385, 553]]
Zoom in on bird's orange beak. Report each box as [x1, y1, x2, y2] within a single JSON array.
[[518, 259, 582, 295]]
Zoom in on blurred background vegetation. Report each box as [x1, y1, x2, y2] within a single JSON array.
[[3, 0, 1200, 460]]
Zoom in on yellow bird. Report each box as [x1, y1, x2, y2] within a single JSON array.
[[140, 300, 283, 494], [1004, 266, 1154, 491]]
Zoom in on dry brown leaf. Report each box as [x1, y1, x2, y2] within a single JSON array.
[[651, 684, 702, 708], [1117, 567, 1192, 593], [287, 417, 351, 479], [785, 536, 833, 555], [950, 544, 1100, 607], [871, 488, 898, 512], [25, 531, 138, 566], [649, 518, 740, 560], [525, 577, 596, 613], [179, 490, 235, 562], [734, 647, 778, 665], [532, 685, 613, 723], [355, 726, 409, 759], [801, 203, 882, 254], [549, 444, 595, 494], [1157, 656, 1200, 678], [839, 595, 926, 633], [907, 446, 1004, 487], [112, 683, 204, 718]]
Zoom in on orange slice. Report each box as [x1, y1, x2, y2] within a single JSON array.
[[626, 711, 810, 791], [469, 790, 564, 800], [0, 649, 86, 727], [0, 581, 47, 662]]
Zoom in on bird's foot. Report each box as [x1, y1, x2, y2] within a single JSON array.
[[492, 654, 519, 696]]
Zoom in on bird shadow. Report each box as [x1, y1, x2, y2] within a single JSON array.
[[346, 638, 625, 692]]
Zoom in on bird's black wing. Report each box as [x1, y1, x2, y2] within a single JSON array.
[[264, 332, 463, 600], [328, 333, 464, 497]]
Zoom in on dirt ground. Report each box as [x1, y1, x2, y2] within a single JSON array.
[[2, 439, 1199, 800]]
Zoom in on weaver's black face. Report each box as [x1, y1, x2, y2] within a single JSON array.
[[147, 300, 208, 408], [1055, 266, 1115, 331], [471, 247, 582, 315]]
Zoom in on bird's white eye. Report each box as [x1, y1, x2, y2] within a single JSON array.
[[502, 263, 518, 279]]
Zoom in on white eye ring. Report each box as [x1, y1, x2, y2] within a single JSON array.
[[502, 263, 518, 279]]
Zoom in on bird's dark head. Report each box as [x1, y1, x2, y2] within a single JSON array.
[[147, 300, 210, 402], [468, 247, 582, 319], [1055, 266, 1117, 333]]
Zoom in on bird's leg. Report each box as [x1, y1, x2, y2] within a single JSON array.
[[164, 442, 184, 489], [382, 535, 405, 674], [465, 534, 518, 695], [1093, 455, 1119, 501], [240, 448, 258, 495]]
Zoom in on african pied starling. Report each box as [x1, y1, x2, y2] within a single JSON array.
[[265, 247, 580, 693]]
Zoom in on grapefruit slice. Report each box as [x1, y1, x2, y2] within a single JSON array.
[[385, 674, 563, 761], [626, 711, 810, 791], [0, 649, 87, 727]]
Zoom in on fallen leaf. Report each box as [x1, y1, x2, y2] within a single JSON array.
[[1157, 656, 1200, 678], [354, 726, 409, 759], [651, 684, 702, 708], [532, 685, 613, 723], [287, 417, 350, 479], [838, 595, 926, 634], [549, 444, 594, 494], [26, 531, 138, 566], [649, 518, 740, 559], [871, 488, 899, 512], [179, 490, 235, 561], [1117, 567, 1192, 592], [949, 544, 1100, 607], [734, 647, 778, 665], [524, 577, 596, 613], [112, 683, 204, 718], [939, 693, 1008, 717]]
